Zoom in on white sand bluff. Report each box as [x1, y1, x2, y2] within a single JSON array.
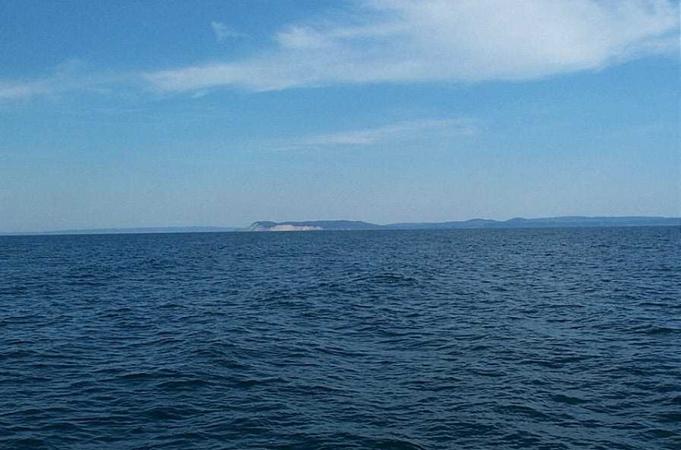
[[265, 224, 322, 232], [248, 222, 322, 232]]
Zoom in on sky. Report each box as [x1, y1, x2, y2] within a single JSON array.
[[0, 0, 679, 232]]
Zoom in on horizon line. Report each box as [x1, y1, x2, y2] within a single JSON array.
[[2, 215, 679, 236]]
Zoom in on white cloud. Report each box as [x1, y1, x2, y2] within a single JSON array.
[[0, 60, 125, 101], [2, 1, 678, 101], [0, 80, 51, 100], [211, 21, 244, 42], [281, 118, 476, 150], [147, 0, 679, 93]]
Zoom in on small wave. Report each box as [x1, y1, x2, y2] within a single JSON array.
[[551, 394, 588, 405], [350, 272, 421, 287], [631, 324, 679, 335]]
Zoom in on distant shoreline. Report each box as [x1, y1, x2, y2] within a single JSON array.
[[2, 216, 679, 236]]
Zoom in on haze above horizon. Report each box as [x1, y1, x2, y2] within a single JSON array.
[[1, 0, 679, 233]]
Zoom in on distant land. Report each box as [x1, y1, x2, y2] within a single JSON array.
[[248, 216, 681, 231], [3, 216, 678, 236]]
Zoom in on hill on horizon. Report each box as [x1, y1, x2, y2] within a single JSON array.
[[248, 216, 680, 232], [3, 216, 679, 236]]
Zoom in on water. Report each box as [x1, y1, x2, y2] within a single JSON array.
[[1, 227, 679, 449]]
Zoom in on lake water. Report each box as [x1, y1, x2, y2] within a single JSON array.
[[1, 227, 679, 449]]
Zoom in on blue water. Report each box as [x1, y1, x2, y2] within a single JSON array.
[[1, 227, 679, 449]]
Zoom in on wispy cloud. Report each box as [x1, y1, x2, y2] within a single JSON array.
[[280, 118, 476, 150], [211, 21, 244, 42], [2, 1, 678, 101], [0, 60, 131, 102], [0, 80, 52, 100], [147, 0, 680, 93]]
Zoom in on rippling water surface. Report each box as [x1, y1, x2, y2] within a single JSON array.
[[1, 227, 680, 449]]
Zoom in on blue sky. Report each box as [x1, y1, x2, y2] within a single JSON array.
[[0, 0, 679, 231]]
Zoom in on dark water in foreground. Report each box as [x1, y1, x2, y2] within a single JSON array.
[[1, 227, 679, 449]]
